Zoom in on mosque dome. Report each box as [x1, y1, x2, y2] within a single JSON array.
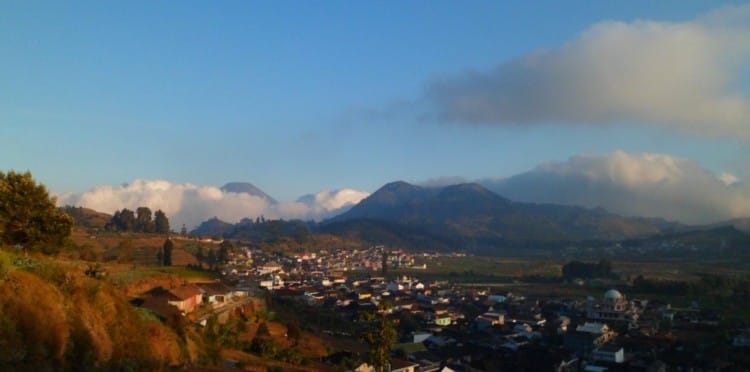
[[604, 289, 624, 301]]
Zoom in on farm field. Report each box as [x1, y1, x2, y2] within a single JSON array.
[[394, 254, 750, 283]]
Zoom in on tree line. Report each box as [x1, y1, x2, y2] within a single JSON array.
[[561, 259, 614, 280], [106, 207, 170, 234], [191, 240, 235, 270]]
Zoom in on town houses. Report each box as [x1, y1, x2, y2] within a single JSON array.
[[220, 244, 745, 370], [133, 243, 749, 370]]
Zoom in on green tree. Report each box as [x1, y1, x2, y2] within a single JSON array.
[[249, 322, 277, 358], [162, 238, 174, 266], [105, 210, 122, 231], [363, 302, 396, 372], [154, 209, 169, 234], [196, 244, 205, 268], [207, 248, 216, 270], [218, 240, 233, 263], [0, 171, 73, 254], [135, 207, 154, 233], [118, 209, 136, 231]]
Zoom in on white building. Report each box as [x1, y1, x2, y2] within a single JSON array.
[[592, 343, 625, 363], [587, 289, 639, 328]]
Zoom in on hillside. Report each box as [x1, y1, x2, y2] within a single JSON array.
[[60, 206, 112, 230], [190, 217, 235, 238], [69, 229, 198, 266], [0, 252, 185, 369]]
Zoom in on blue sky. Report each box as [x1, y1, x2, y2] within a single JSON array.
[[2, 1, 748, 202]]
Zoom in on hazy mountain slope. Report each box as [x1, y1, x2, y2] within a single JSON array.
[[478, 152, 750, 225]]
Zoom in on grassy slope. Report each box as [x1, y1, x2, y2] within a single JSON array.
[[0, 251, 185, 370]]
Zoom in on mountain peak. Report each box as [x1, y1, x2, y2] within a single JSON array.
[[220, 182, 277, 204], [367, 181, 429, 205], [379, 180, 419, 192], [437, 183, 511, 203]]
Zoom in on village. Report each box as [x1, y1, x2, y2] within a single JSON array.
[[132, 243, 750, 371]]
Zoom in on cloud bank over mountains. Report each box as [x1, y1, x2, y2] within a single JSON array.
[[58, 180, 370, 229], [426, 4, 750, 137], [481, 151, 750, 225], [57, 150, 750, 228]]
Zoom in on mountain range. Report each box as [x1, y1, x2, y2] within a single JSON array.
[[58, 151, 750, 231], [321, 181, 681, 253], [66, 178, 750, 255]]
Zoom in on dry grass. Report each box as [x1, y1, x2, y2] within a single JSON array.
[[0, 251, 186, 369]]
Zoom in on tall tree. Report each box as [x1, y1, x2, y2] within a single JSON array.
[[218, 240, 233, 263], [0, 171, 73, 254], [363, 302, 396, 372], [196, 244, 205, 269], [106, 210, 122, 231], [207, 248, 216, 270], [135, 207, 154, 233], [118, 209, 136, 231], [154, 210, 170, 234], [162, 238, 174, 266]]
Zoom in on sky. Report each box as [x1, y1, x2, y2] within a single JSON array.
[[2, 1, 750, 227]]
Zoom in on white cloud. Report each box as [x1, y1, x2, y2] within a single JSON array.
[[719, 172, 739, 186], [58, 180, 369, 229], [426, 4, 750, 137], [481, 151, 750, 224], [296, 189, 371, 218]]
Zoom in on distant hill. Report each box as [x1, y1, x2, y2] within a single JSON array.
[[191, 217, 235, 238], [221, 182, 277, 204], [705, 217, 750, 234], [621, 225, 750, 259], [321, 218, 458, 251], [190, 216, 314, 244], [60, 205, 112, 229], [325, 181, 673, 252]]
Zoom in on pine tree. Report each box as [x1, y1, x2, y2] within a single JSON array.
[[154, 210, 170, 234], [135, 207, 154, 233], [118, 209, 136, 231], [207, 248, 216, 270], [162, 238, 174, 266], [363, 302, 396, 372], [196, 245, 205, 269]]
